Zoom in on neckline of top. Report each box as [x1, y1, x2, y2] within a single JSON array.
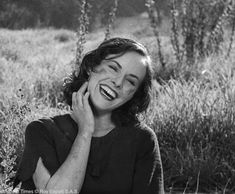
[[66, 113, 118, 140]]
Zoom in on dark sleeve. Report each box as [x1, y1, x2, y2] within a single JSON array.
[[13, 120, 60, 193], [131, 127, 164, 194]]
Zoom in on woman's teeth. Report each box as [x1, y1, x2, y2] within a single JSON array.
[[100, 85, 117, 100]]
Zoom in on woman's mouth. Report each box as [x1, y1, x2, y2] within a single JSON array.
[[99, 84, 118, 101]]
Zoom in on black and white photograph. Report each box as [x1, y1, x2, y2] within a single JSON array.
[[0, 0, 235, 193]]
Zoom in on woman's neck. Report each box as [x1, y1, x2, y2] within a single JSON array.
[[93, 111, 115, 137]]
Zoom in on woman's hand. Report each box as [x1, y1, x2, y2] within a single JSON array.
[[71, 82, 95, 137]]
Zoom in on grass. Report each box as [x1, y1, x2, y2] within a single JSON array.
[[0, 14, 235, 193]]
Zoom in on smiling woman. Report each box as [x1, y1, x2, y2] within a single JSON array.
[[13, 38, 164, 194], [87, 52, 147, 115]]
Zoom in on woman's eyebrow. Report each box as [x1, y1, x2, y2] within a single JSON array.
[[107, 59, 122, 69]]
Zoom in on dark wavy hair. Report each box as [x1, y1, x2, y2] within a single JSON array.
[[63, 37, 153, 126]]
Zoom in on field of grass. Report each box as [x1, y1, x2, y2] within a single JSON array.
[[0, 15, 235, 193]]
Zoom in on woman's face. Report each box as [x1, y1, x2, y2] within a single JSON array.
[[87, 51, 147, 113]]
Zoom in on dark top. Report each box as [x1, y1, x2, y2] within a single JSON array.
[[13, 114, 164, 194]]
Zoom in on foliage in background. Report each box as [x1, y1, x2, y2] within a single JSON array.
[[0, 0, 80, 29], [147, 0, 235, 81], [75, 0, 90, 71], [0, 91, 30, 191], [104, 0, 119, 41], [152, 68, 235, 191], [145, 0, 166, 68], [0, 0, 149, 29], [144, 1, 235, 191]]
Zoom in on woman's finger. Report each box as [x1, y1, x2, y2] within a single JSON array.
[[76, 91, 83, 108], [72, 92, 80, 110], [83, 92, 95, 130], [83, 92, 91, 111], [78, 81, 88, 95], [72, 92, 76, 108], [76, 82, 88, 108]]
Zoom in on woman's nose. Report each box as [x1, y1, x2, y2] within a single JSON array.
[[111, 75, 123, 88]]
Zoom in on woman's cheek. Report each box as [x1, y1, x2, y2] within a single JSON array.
[[123, 88, 135, 99], [94, 66, 108, 74], [88, 68, 109, 92]]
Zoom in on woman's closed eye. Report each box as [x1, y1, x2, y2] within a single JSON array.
[[108, 65, 118, 72], [127, 79, 135, 86]]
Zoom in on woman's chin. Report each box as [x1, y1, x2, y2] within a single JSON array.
[[89, 97, 112, 114], [89, 90, 126, 114]]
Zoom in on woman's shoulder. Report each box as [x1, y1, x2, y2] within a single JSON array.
[[132, 123, 157, 142], [29, 113, 71, 126], [25, 114, 72, 140], [129, 123, 159, 155]]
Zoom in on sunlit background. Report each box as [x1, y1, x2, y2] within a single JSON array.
[[0, 0, 235, 193]]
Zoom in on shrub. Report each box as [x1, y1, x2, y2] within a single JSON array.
[[0, 92, 30, 191], [54, 31, 74, 43], [146, 0, 235, 81]]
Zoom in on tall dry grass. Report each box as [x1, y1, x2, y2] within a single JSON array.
[[152, 57, 235, 191]]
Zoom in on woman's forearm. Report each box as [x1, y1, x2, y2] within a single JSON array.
[[44, 128, 92, 193], [34, 83, 95, 194]]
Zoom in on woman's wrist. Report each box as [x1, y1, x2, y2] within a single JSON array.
[[77, 128, 94, 139]]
